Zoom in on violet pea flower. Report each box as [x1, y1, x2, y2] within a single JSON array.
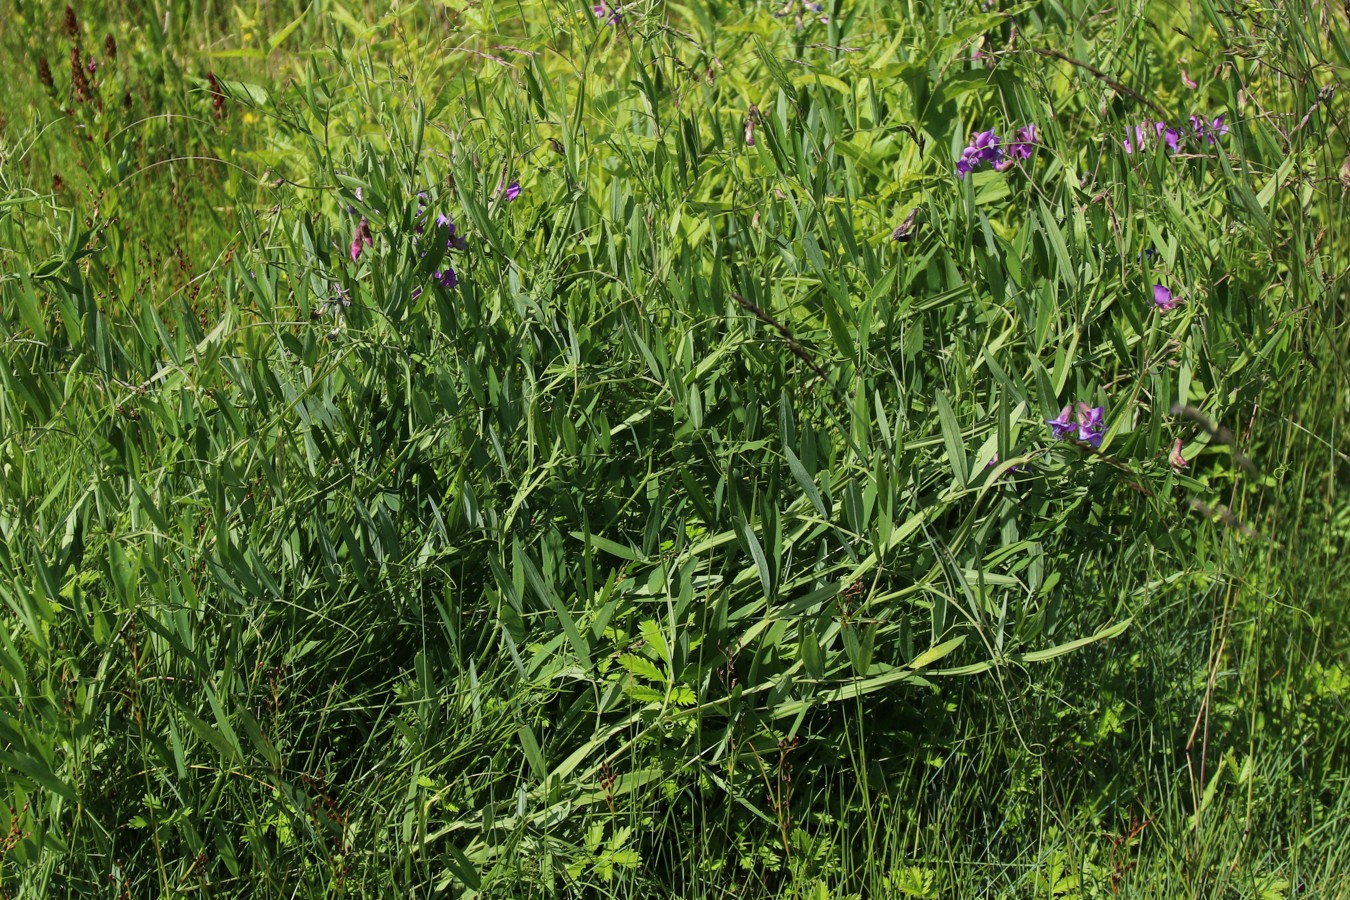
[[1075, 403, 1105, 449], [1154, 121, 1180, 153], [955, 129, 1005, 179], [1046, 406, 1076, 440], [1009, 123, 1037, 159], [1153, 284, 1179, 311]]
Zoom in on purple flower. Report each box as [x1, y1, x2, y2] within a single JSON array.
[[1123, 123, 1148, 154], [427, 211, 467, 250], [970, 129, 1000, 154], [448, 219, 467, 250], [1188, 114, 1229, 145], [87, 57, 97, 75], [1126, 122, 1180, 154], [434, 268, 458, 289], [1153, 284, 1179, 311], [955, 129, 1006, 179], [1075, 403, 1105, 448], [1154, 121, 1180, 153], [593, 2, 620, 24], [1045, 406, 1075, 440], [415, 192, 429, 232], [1047, 403, 1106, 448], [993, 124, 1038, 171], [505, 181, 521, 202]]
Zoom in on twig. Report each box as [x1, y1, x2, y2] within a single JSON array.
[[1289, 85, 1336, 144], [1169, 404, 1260, 477], [1031, 48, 1169, 119], [731, 293, 830, 383]]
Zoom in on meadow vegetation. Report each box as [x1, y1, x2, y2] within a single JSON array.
[[0, 0, 1348, 895]]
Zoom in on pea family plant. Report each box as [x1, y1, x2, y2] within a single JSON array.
[[0, 0, 1347, 896]]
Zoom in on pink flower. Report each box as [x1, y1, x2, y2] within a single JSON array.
[[350, 216, 372, 261], [1169, 439, 1188, 470]]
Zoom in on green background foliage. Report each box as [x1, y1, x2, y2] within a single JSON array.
[[0, 0, 1347, 894]]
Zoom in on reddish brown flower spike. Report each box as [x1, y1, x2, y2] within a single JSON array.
[[37, 56, 54, 89], [70, 47, 90, 103], [64, 5, 79, 38], [104, 34, 117, 62], [207, 71, 226, 118]]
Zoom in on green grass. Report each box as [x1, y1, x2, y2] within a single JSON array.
[[0, 0, 1347, 895]]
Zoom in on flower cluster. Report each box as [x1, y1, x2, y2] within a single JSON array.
[[415, 195, 466, 289], [592, 2, 620, 24], [346, 190, 466, 296], [1046, 402, 1106, 449], [954, 125, 1037, 179], [1123, 114, 1228, 154]]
